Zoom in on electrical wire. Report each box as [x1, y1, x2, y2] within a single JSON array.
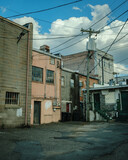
[[51, 11, 128, 54], [89, 19, 128, 74], [6, 0, 82, 18], [51, 33, 83, 50], [52, 35, 88, 54], [51, 1, 128, 52], [88, 0, 128, 29]]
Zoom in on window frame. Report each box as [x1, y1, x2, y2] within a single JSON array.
[[46, 69, 54, 84], [61, 76, 65, 87], [5, 92, 19, 105], [50, 57, 55, 65], [70, 79, 74, 88], [32, 66, 43, 83]]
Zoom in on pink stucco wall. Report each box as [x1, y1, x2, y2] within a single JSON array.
[[31, 50, 61, 125]]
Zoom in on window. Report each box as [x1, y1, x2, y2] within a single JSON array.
[[99, 59, 101, 66], [79, 81, 83, 87], [70, 79, 74, 88], [32, 66, 43, 82], [108, 62, 110, 68], [50, 57, 55, 65], [5, 92, 19, 105], [61, 76, 65, 87], [46, 70, 54, 84]]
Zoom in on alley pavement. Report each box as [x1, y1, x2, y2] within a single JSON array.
[[0, 122, 128, 160]]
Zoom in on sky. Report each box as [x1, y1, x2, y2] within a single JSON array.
[[0, 0, 128, 75]]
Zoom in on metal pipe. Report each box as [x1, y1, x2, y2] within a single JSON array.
[[25, 31, 30, 126]]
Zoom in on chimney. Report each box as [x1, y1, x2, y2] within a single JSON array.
[[40, 45, 50, 53]]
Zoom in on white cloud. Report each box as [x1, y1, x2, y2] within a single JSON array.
[[114, 63, 128, 75], [12, 4, 128, 75], [72, 6, 82, 12], [0, 6, 6, 13], [88, 4, 111, 29]]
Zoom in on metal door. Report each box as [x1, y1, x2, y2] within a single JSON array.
[[94, 93, 100, 110], [34, 101, 41, 124], [121, 91, 128, 112]]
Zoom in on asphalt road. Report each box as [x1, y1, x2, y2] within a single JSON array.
[[0, 122, 128, 160]]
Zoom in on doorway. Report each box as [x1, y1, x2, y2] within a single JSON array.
[[121, 91, 128, 112], [94, 93, 100, 110], [34, 101, 41, 124]]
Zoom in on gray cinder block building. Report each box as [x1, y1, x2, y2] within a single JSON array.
[[0, 16, 33, 128]]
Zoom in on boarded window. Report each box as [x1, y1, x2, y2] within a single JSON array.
[[32, 66, 43, 82], [5, 92, 19, 105], [46, 70, 54, 84]]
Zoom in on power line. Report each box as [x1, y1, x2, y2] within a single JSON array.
[[100, 32, 128, 52], [51, 33, 83, 50], [100, 9, 128, 30], [101, 23, 128, 32], [94, 56, 128, 75], [52, 35, 88, 54], [51, 1, 128, 52], [6, 0, 82, 18], [5, 7, 80, 30], [88, 0, 128, 29], [106, 18, 128, 53], [89, 19, 128, 74], [51, 9, 128, 53], [0, 34, 83, 40]]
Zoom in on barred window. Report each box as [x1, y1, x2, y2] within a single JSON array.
[[5, 92, 19, 105]]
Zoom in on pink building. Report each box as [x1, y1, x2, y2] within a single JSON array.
[[31, 46, 61, 125]]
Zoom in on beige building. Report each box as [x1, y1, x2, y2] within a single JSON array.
[[0, 16, 33, 127], [31, 46, 61, 125]]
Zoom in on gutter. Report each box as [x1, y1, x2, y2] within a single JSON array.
[[25, 31, 30, 126]]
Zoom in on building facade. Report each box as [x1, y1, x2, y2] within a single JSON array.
[[61, 68, 99, 121], [94, 50, 114, 84], [0, 16, 33, 127], [31, 47, 61, 124], [62, 49, 114, 84], [83, 84, 128, 121]]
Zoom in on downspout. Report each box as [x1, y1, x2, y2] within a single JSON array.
[[60, 60, 62, 121], [25, 31, 30, 126]]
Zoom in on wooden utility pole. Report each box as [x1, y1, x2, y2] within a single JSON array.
[[102, 57, 104, 85], [81, 28, 100, 121]]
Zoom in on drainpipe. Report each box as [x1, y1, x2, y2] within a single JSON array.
[[60, 60, 62, 121], [25, 31, 30, 126]]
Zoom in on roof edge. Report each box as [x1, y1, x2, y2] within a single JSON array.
[[0, 16, 30, 31]]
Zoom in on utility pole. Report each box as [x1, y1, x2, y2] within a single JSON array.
[[102, 57, 104, 85], [81, 28, 100, 122]]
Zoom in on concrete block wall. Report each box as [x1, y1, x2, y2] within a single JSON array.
[[62, 51, 95, 76], [96, 50, 114, 84], [0, 17, 33, 128]]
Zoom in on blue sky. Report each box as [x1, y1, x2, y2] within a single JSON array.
[[0, 0, 128, 75], [0, 0, 127, 33]]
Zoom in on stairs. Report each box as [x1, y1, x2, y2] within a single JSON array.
[[95, 108, 112, 121]]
